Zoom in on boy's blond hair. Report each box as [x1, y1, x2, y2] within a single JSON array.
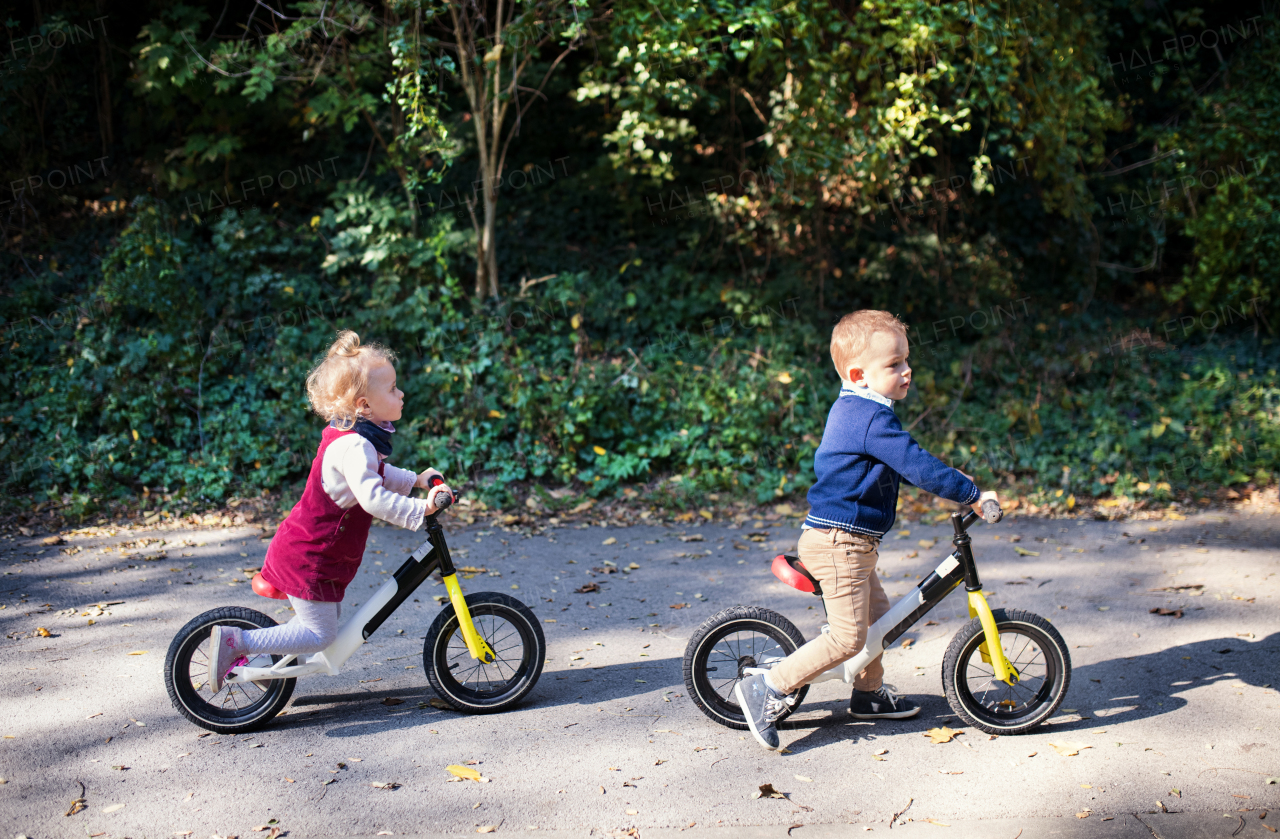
[[830, 310, 907, 380], [306, 330, 397, 430]]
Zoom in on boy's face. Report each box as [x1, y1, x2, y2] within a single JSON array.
[[358, 361, 404, 423], [847, 330, 911, 400]]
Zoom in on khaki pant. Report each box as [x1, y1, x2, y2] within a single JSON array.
[[769, 527, 890, 695]]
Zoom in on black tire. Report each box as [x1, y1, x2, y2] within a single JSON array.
[[683, 606, 811, 730], [164, 606, 296, 734], [941, 608, 1071, 734], [425, 592, 545, 713]]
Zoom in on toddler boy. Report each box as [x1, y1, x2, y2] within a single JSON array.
[[736, 310, 997, 750]]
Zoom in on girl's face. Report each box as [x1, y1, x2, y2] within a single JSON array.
[[357, 361, 404, 423]]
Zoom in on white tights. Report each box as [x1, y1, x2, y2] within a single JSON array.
[[242, 596, 341, 655]]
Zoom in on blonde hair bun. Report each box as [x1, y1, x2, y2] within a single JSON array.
[[305, 330, 397, 429], [329, 329, 364, 358]]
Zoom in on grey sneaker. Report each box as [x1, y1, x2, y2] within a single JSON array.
[[208, 625, 247, 693], [849, 684, 920, 719], [735, 673, 797, 750]]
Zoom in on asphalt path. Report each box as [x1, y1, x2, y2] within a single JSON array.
[[1, 507, 1277, 838]]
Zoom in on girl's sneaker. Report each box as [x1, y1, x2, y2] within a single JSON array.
[[209, 625, 247, 692]]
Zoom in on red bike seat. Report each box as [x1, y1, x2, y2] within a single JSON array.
[[771, 554, 823, 596], [251, 572, 289, 600]]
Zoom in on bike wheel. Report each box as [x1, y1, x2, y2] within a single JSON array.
[[941, 608, 1071, 735], [425, 592, 545, 713], [683, 605, 810, 730], [164, 607, 296, 734]]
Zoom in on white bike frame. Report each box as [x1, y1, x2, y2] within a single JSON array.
[[225, 513, 494, 686]]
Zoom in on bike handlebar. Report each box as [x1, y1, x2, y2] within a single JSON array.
[[427, 475, 454, 511], [956, 500, 1003, 532]]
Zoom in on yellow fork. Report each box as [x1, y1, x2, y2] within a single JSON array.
[[967, 591, 1018, 685], [443, 574, 496, 663]]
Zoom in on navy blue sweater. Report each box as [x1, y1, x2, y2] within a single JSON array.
[[804, 390, 979, 537]]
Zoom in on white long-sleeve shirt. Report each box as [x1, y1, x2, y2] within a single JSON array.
[[320, 434, 429, 531]]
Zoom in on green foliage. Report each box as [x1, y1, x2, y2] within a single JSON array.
[[1, 0, 1278, 522]]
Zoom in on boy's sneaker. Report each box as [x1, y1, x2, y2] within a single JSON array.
[[849, 685, 920, 719], [209, 625, 247, 693], [735, 673, 797, 750]]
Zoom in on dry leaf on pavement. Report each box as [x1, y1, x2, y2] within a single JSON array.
[[371, 781, 401, 790], [447, 765, 487, 782], [381, 697, 404, 706], [753, 783, 787, 799], [924, 727, 962, 744], [1150, 607, 1184, 618], [602, 537, 617, 546], [1013, 547, 1040, 556], [477, 826, 497, 834], [1049, 742, 1092, 757], [794, 775, 813, 782], [575, 583, 600, 593]]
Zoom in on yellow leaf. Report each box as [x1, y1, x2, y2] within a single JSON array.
[[571, 314, 582, 330], [1099, 499, 1122, 507], [924, 727, 961, 744], [794, 775, 813, 782], [1049, 741, 1092, 757], [447, 765, 484, 781], [699, 509, 713, 520], [35, 627, 50, 637], [918, 539, 936, 548], [593, 445, 607, 455], [1066, 494, 1075, 509], [776, 372, 793, 384], [1137, 482, 1151, 492], [131, 429, 139, 441], [488, 409, 505, 418], [127, 651, 147, 656], [477, 826, 497, 834], [1166, 512, 1186, 520], [1013, 546, 1040, 556], [602, 537, 617, 546], [926, 820, 951, 826]]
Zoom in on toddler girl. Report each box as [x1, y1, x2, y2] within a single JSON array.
[[209, 330, 453, 690]]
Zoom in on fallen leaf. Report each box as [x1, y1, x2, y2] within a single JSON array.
[[251, 822, 279, 832], [575, 583, 600, 593], [678, 534, 705, 542], [477, 827, 497, 834], [753, 783, 786, 799], [371, 781, 401, 790], [626, 809, 639, 815], [322, 778, 335, 785], [1076, 810, 1091, 819], [1013, 547, 1040, 556], [103, 803, 125, 813], [874, 749, 888, 756], [794, 775, 813, 782], [1149, 607, 1184, 618], [447, 765, 485, 782], [602, 537, 617, 546], [669, 603, 689, 609], [1049, 742, 1092, 757], [924, 727, 961, 744], [918, 539, 937, 548], [127, 650, 147, 655], [36, 627, 51, 637], [926, 819, 951, 826], [382, 697, 404, 706]]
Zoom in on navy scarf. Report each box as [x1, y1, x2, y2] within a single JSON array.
[[351, 418, 394, 457]]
